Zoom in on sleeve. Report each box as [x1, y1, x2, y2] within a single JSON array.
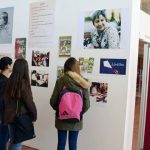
[[82, 88, 90, 114], [0, 78, 6, 120], [91, 30, 100, 48], [22, 89, 37, 121], [50, 80, 60, 110], [107, 27, 119, 48]]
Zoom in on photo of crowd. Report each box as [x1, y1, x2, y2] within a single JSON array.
[[90, 82, 108, 103], [31, 70, 48, 87], [83, 9, 121, 49], [32, 50, 49, 67]]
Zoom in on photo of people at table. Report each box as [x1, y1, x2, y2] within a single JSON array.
[[90, 82, 108, 103], [31, 70, 48, 87]]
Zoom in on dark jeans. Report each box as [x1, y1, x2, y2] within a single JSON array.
[[8, 124, 22, 150], [0, 123, 9, 150], [57, 130, 79, 150]]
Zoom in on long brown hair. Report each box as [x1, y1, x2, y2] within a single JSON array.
[[64, 57, 80, 74], [6, 59, 31, 100]]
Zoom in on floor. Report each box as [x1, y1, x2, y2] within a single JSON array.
[[22, 145, 37, 150], [22, 97, 141, 150]]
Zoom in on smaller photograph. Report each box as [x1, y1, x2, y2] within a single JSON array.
[[79, 57, 94, 73], [32, 50, 50, 67], [57, 66, 64, 79], [90, 82, 108, 103], [15, 38, 26, 59], [59, 36, 72, 57], [31, 70, 48, 87]]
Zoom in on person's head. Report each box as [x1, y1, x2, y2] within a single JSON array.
[[12, 59, 29, 81], [6, 59, 31, 100], [64, 57, 80, 74], [92, 10, 107, 31], [32, 70, 37, 74], [0, 56, 13, 73], [0, 12, 8, 26]]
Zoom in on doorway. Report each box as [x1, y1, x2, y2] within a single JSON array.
[[132, 40, 150, 150]]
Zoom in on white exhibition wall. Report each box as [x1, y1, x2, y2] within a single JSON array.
[[0, 0, 141, 150]]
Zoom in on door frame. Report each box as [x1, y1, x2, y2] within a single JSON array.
[[138, 44, 150, 150]]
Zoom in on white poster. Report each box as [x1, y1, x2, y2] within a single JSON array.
[[29, 1, 55, 48]]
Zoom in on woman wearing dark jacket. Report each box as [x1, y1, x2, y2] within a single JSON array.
[[50, 57, 91, 150], [0, 57, 13, 150], [4, 59, 37, 150]]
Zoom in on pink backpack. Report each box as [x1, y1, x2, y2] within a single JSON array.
[[58, 86, 83, 122]]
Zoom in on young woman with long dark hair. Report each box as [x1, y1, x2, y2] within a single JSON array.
[[4, 59, 37, 150]]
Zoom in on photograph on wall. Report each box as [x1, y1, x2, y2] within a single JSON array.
[[15, 38, 26, 59], [90, 82, 108, 103], [83, 9, 121, 49], [29, 1, 55, 48], [79, 57, 94, 73], [100, 58, 126, 75], [59, 36, 72, 57], [0, 7, 14, 44], [32, 50, 50, 67], [57, 66, 64, 79], [31, 70, 48, 87]]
